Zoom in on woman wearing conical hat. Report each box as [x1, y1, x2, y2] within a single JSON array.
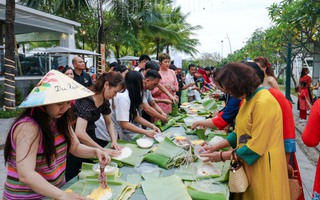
[[3, 70, 110, 200]]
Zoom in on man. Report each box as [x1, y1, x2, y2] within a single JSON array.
[[73, 56, 92, 87], [144, 61, 178, 104], [134, 54, 151, 72], [186, 63, 201, 101], [108, 61, 119, 72], [140, 70, 168, 123]]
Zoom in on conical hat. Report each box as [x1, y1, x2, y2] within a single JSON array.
[[19, 70, 94, 108]]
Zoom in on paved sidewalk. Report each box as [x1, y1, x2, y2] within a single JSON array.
[[0, 94, 318, 199]]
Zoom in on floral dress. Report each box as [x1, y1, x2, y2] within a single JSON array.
[[151, 69, 178, 115]]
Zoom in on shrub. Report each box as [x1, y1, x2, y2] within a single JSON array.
[[277, 77, 284, 85]]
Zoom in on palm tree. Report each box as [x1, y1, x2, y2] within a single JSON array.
[[154, 5, 201, 57], [108, 0, 179, 58], [4, 0, 16, 111]]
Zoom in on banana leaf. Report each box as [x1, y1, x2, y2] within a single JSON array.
[[174, 162, 224, 181], [211, 161, 230, 183], [187, 187, 227, 200], [195, 129, 207, 140], [154, 120, 162, 127], [143, 137, 190, 169], [141, 168, 161, 181], [159, 118, 176, 132], [170, 104, 179, 117], [143, 153, 174, 169], [199, 98, 218, 113], [106, 140, 151, 167], [197, 110, 211, 116], [141, 175, 192, 200], [185, 128, 196, 135]]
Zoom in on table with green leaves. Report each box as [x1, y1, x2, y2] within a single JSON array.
[[63, 98, 230, 200]]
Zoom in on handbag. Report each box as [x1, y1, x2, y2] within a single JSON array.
[[289, 169, 302, 200], [228, 149, 249, 193]]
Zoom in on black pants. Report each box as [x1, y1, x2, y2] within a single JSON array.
[[96, 137, 109, 148], [65, 154, 93, 182], [65, 130, 96, 182]]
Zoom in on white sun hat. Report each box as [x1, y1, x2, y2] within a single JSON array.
[[19, 70, 94, 108]]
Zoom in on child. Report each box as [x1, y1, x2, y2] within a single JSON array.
[[180, 72, 194, 105], [298, 81, 311, 121], [3, 70, 110, 199]]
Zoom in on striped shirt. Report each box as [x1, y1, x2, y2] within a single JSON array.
[[3, 117, 68, 199]]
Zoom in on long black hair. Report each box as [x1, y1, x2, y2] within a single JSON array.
[[125, 71, 144, 121], [300, 68, 309, 78], [4, 106, 72, 168]]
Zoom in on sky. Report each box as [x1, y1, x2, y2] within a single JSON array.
[[173, 0, 282, 58]]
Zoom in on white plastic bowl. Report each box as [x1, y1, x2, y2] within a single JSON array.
[[136, 137, 154, 148]]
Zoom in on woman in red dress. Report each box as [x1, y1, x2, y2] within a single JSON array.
[[302, 100, 320, 197]]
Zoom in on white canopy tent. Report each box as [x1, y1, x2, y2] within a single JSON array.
[[118, 56, 139, 61], [47, 46, 99, 72]]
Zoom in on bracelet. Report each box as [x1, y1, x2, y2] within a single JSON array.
[[220, 151, 225, 162]]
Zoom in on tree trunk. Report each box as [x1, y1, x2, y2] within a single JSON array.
[[155, 38, 160, 60], [97, 0, 104, 74], [4, 0, 16, 111]]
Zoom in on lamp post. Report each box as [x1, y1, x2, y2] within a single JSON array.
[[285, 0, 293, 102], [81, 30, 86, 50]]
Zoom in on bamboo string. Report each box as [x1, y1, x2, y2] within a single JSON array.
[[4, 57, 16, 110]]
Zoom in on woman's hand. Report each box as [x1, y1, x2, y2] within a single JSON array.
[[151, 126, 161, 134], [201, 151, 221, 162], [162, 99, 173, 104], [191, 121, 200, 130], [144, 129, 157, 138], [111, 141, 122, 151], [95, 148, 110, 166], [103, 148, 121, 157], [203, 144, 219, 153]]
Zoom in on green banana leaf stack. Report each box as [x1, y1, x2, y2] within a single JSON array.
[[198, 98, 218, 114], [155, 115, 187, 132], [143, 137, 194, 169]]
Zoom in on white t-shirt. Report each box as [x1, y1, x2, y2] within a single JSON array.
[[95, 100, 118, 141], [114, 89, 140, 140]]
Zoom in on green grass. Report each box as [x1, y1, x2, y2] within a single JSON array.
[[0, 108, 23, 118]]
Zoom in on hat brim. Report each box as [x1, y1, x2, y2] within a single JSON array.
[[19, 70, 94, 108]]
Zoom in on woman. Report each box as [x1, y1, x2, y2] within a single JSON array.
[[114, 70, 160, 141], [302, 100, 320, 198], [254, 56, 280, 90], [94, 65, 128, 147], [62, 66, 74, 79], [298, 67, 313, 107], [246, 61, 305, 199], [201, 62, 290, 199], [151, 53, 179, 115], [191, 68, 241, 131], [3, 70, 109, 200], [66, 71, 125, 181]]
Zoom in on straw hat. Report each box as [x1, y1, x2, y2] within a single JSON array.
[[19, 70, 94, 108]]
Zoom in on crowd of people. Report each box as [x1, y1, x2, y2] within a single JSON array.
[[2, 53, 319, 200]]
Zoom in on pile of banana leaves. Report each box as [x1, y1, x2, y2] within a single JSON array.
[[143, 137, 195, 169], [154, 115, 187, 132]]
